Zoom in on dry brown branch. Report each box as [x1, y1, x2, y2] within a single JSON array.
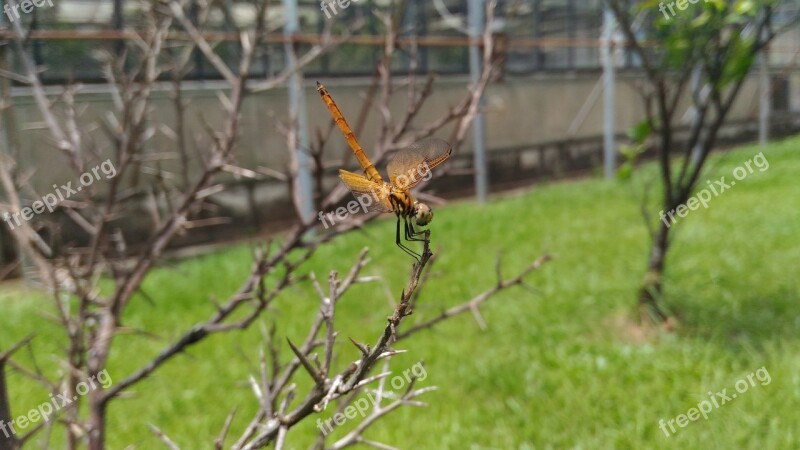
[[0, 1, 508, 448], [230, 241, 550, 449], [397, 254, 551, 340]]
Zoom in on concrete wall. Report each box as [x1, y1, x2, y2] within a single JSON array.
[[6, 72, 776, 189]]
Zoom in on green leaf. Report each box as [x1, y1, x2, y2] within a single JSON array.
[[617, 162, 633, 181], [691, 11, 711, 28], [628, 121, 653, 146], [735, 0, 756, 15]]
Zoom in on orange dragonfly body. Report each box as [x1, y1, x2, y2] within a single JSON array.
[[316, 82, 452, 260]]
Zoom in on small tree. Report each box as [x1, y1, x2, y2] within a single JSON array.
[[609, 0, 798, 322]]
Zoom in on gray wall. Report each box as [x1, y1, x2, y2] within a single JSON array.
[[7, 71, 783, 191]]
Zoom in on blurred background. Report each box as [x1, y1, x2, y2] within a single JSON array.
[[1, 1, 800, 449]]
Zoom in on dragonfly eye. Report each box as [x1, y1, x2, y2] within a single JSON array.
[[415, 203, 433, 226]]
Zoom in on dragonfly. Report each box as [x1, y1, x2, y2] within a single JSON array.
[[316, 82, 452, 260]]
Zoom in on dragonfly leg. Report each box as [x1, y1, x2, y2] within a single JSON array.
[[396, 216, 422, 261], [404, 217, 427, 242]]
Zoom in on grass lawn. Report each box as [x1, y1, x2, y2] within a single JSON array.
[[2, 135, 799, 449]]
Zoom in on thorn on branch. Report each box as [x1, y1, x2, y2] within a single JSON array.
[[148, 423, 181, 450], [286, 338, 325, 386], [349, 337, 369, 357]]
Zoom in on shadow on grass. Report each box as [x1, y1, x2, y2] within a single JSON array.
[[667, 285, 800, 348]]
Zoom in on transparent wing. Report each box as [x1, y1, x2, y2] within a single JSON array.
[[387, 138, 452, 190], [338, 169, 393, 213]]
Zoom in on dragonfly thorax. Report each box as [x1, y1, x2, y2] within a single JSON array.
[[391, 191, 433, 226], [390, 191, 433, 226]]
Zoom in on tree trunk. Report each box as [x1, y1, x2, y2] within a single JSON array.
[[0, 361, 21, 450], [639, 218, 671, 323], [87, 394, 107, 450]]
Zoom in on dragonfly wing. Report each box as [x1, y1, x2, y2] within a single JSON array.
[[387, 138, 452, 190], [339, 169, 393, 213]]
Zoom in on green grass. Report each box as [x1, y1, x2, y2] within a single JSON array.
[[2, 136, 800, 449]]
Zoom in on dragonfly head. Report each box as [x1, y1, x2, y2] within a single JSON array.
[[414, 203, 433, 226]]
